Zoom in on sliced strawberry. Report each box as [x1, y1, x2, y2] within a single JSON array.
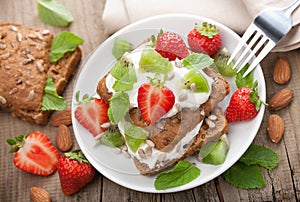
[[155, 31, 189, 61], [7, 131, 60, 176], [75, 98, 109, 137], [137, 83, 175, 125]]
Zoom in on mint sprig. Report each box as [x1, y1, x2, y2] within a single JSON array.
[[41, 77, 66, 111], [107, 92, 130, 124], [50, 31, 84, 63], [154, 161, 200, 190], [183, 52, 214, 70], [222, 144, 280, 189], [37, 0, 73, 27]]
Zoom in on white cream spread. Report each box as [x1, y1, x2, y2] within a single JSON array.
[[106, 46, 214, 169]]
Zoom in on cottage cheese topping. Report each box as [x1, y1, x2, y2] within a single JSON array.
[[105, 47, 214, 169]]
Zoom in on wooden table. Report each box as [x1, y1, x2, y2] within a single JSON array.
[[1, 0, 300, 201]]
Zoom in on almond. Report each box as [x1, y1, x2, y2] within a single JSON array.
[[50, 108, 72, 126], [273, 57, 291, 85], [56, 124, 72, 152], [268, 88, 293, 111], [30, 187, 51, 202], [267, 114, 284, 143]]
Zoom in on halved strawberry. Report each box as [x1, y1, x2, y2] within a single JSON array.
[[154, 31, 189, 61], [75, 98, 109, 137], [7, 131, 60, 176], [137, 83, 175, 125]]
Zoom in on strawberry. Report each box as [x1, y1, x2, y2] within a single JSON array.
[[225, 85, 263, 122], [57, 150, 96, 195], [7, 132, 60, 176], [137, 83, 175, 125], [187, 22, 222, 57], [75, 98, 109, 137], [154, 31, 189, 61]]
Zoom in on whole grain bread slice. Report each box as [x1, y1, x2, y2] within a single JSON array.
[[97, 64, 230, 175], [0, 23, 81, 124]]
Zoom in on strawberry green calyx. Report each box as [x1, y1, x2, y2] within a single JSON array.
[[64, 150, 90, 164], [75, 90, 94, 105], [7, 135, 26, 153], [249, 81, 265, 111], [195, 22, 219, 39]]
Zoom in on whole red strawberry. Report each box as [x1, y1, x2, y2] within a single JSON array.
[[138, 83, 175, 125], [57, 150, 96, 195], [225, 86, 263, 122], [7, 131, 60, 176], [155, 31, 189, 61], [187, 22, 222, 57]]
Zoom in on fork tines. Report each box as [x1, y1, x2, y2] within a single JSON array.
[[228, 23, 276, 77]]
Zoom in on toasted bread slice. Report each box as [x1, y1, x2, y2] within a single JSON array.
[[0, 23, 81, 124], [97, 64, 230, 175]]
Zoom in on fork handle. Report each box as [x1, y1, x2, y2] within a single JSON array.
[[284, 0, 300, 16]]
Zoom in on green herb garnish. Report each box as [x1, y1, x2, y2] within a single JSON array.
[[100, 129, 124, 147], [50, 31, 84, 63], [222, 144, 280, 189], [112, 37, 133, 59], [37, 0, 73, 27], [41, 77, 66, 111], [124, 122, 148, 153], [183, 52, 214, 70], [107, 92, 130, 124], [154, 161, 200, 190]]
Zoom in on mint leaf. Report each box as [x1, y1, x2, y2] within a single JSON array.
[[239, 144, 280, 170], [183, 53, 214, 70], [112, 37, 133, 59], [108, 92, 130, 124], [154, 161, 200, 190], [50, 31, 84, 63], [41, 77, 66, 111], [124, 122, 148, 153], [37, 0, 73, 27], [222, 161, 266, 189], [100, 129, 124, 147], [235, 63, 254, 88]]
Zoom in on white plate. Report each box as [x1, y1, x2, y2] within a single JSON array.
[[72, 14, 266, 193]]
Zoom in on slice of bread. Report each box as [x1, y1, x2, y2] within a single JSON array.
[[0, 23, 81, 124], [97, 64, 230, 175]]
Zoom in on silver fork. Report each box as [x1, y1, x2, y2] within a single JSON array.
[[228, 0, 300, 77]]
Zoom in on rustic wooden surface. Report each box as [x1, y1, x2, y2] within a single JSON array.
[[1, 0, 300, 201]]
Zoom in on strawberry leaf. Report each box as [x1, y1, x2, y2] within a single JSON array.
[[235, 63, 253, 88]]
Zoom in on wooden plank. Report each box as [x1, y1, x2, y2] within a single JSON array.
[[1, 0, 300, 201]]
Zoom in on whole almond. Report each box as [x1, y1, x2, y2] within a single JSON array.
[[50, 108, 72, 126], [268, 88, 293, 111], [273, 57, 291, 84], [267, 114, 284, 143], [56, 124, 72, 152], [30, 187, 51, 202]]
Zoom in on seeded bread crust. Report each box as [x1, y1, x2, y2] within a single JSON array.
[[0, 23, 82, 124]]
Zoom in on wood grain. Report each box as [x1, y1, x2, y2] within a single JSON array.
[[0, 0, 300, 201]]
